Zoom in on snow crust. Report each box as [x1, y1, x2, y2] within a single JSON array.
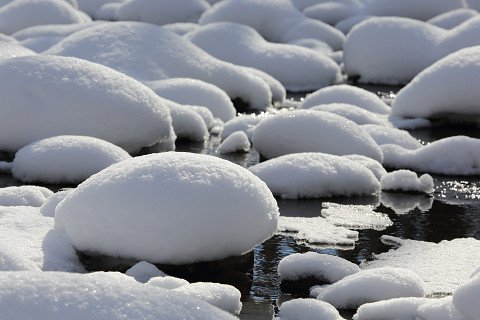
[[280, 298, 345, 320], [381, 170, 434, 194], [321, 202, 392, 230], [125, 261, 166, 283], [0, 186, 53, 207], [216, 131, 250, 154]]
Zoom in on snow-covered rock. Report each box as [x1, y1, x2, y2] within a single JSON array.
[[45, 21, 273, 109], [252, 110, 383, 162], [9, 135, 131, 184], [335, 14, 372, 34], [165, 102, 209, 141], [219, 113, 266, 141], [362, 124, 423, 150], [310, 103, 388, 126], [453, 273, 480, 320], [342, 154, 386, 180], [0, 42, 35, 60], [56, 152, 279, 264], [0, 186, 53, 207], [321, 202, 392, 230], [216, 131, 250, 154], [303, 1, 362, 26], [249, 153, 380, 198], [0, 0, 91, 35], [76, 0, 123, 18], [39, 189, 72, 217], [125, 261, 166, 283], [0, 55, 172, 153], [380, 170, 434, 194], [428, 8, 478, 29], [147, 276, 190, 290], [187, 22, 341, 92], [280, 298, 345, 320], [162, 22, 199, 35]]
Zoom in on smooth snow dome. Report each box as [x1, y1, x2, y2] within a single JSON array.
[[0, 0, 91, 35], [310, 103, 388, 126], [301, 85, 390, 115], [0, 42, 36, 59], [174, 282, 242, 315], [45, 22, 273, 109], [115, 0, 210, 25], [162, 22, 199, 36], [380, 170, 434, 194], [321, 202, 392, 230], [146, 78, 236, 122], [216, 131, 250, 154], [56, 152, 279, 264], [280, 298, 345, 320], [10, 135, 131, 184], [313, 267, 427, 309], [342, 154, 386, 180], [0, 186, 53, 207], [278, 252, 360, 283], [249, 153, 380, 199], [453, 274, 480, 320], [0, 55, 172, 153], [40, 189, 72, 217], [252, 110, 383, 162], [76, 0, 123, 17], [147, 276, 190, 290], [362, 124, 423, 150], [303, 1, 362, 26], [125, 261, 166, 283], [0, 271, 237, 320], [392, 46, 480, 120], [382, 136, 480, 175], [165, 101, 209, 141], [428, 8, 478, 29], [187, 22, 341, 92]]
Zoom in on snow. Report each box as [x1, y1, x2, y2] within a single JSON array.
[[162, 22, 199, 35], [428, 9, 478, 29], [174, 282, 242, 315], [0, 0, 91, 35], [76, 0, 123, 18], [363, 236, 480, 295], [0, 186, 53, 207], [0, 42, 36, 60], [321, 202, 393, 230], [39, 189, 72, 217], [342, 154, 386, 180], [9, 135, 131, 184], [251, 110, 383, 162], [145, 78, 236, 122], [115, 0, 210, 25], [287, 38, 332, 55], [362, 124, 423, 150], [335, 15, 372, 34], [219, 113, 265, 141], [55, 152, 279, 264], [382, 136, 480, 175], [165, 101, 209, 141], [187, 22, 341, 92], [147, 276, 190, 290], [453, 273, 480, 320], [312, 267, 427, 309], [277, 216, 359, 248], [216, 131, 250, 154], [380, 192, 433, 215], [301, 85, 390, 115], [45, 21, 273, 110], [277, 252, 360, 283], [124, 262, 165, 284], [310, 103, 389, 126], [0, 271, 237, 319], [381, 170, 434, 194], [0, 55, 173, 154], [249, 153, 380, 199], [279, 298, 345, 320], [303, 1, 361, 26]]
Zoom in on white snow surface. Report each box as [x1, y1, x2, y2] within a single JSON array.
[[428, 8, 478, 29], [312, 267, 427, 309], [10, 135, 131, 184], [362, 124, 423, 150], [310, 103, 389, 126], [453, 273, 480, 320], [0, 186, 53, 207], [280, 298, 345, 320], [187, 22, 341, 92], [39, 189, 72, 217], [0, 0, 91, 35], [76, 0, 123, 17], [162, 22, 199, 36], [219, 113, 266, 141], [380, 170, 434, 194], [56, 152, 279, 264], [147, 276, 190, 290], [321, 202, 392, 230], [165, 101, 209, 141], [45, 21, 273, 110], [249, 153, 380, 199], [0, 42, 36, 59], [125, 261, 166, 283], [303, 1, 362, 26], [363, 236, 480, 295], [342, 154, 386, 180], [174, 282, 242, 315], [0, 55, 172, 153], [252, 110, 383, 162], [0, 271, 237, 319], [216, 131, 250, 154], [277, 252, 360, 283]]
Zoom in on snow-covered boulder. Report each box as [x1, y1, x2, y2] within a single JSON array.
[[0, 271, 237, 319], [76, 0, 122, 18], [252, 110, 383, 162], [280, 298, 345, 320], [125, 261, 166, 283], [453, 273, 480, 320], [380, 170, 434, 194], [249, 153, 380, 198], [428, 8, 478, 29], [39, 189, 72, 217], [342, 154, 386, 180], [219, 113, 266, 141], [310, 103, 388, 126], [147, 276, 189, 290], [303, 1, 362, 26], [187, 22, 341, 92], [115, 0, 209, 25], [301, 85, 390, 115], [45, 22, 273, 110], [163, 22, 199, 35], [165, 102, 209, 141], [216, 131, 250, 154], [56, 152, 279, 264], [8, 136, 131, 184], [0, 0, 91, 35], [335, 14, 372, 34], [362, 125, 423, 150], [0, 186, 53, 207]]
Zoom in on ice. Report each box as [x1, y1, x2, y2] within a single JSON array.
[[279, 298, 345, 320], [216, 131, 250, 154], [321, 202, 392, 230], [381, 170, 434, 194]]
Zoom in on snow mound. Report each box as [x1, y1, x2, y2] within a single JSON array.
[[362, 124, 423, 150], [147, 276, 190, 290], [252, 110, 383, 162], [303, 1, 361, 26], [342, 154, 386, 180], [382, 136, 480, 175], [45, 21, 273, 110], [428, 8, 478, 29], [115, 0, 210, 26], [0, 0, 91, 35], [380, 170, 434, 194], [310, 103, 388, 126], [216, 131, 250, 154], [165, 101, 209, 141], [187, 22, 341, 92], [363, 236, 480, 295], [249, 153, 380, 199], [313, 267, 427, 309], [76, 0, 122, 18], [10, 135, 131, 184], [162, 22, 199, 35], [321, 202, 392, 230], [453, 273, 480, 320], [335, 14, 372, 34], [280, 298, 345, 320], [174, 282, 242, 315], [0, 271, 237, 319], [0, 186, 53, 207], [301, 85, 390, 115], [145, 78, 236, 121], [56, 152, 279, 264], [278, 252, 360, 283], [0, 42, 35, 60], [0, 55, 172, 153], [219, 113, 266, 141], [125, 261, 166, 283], [40, 189, 72, 217]]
